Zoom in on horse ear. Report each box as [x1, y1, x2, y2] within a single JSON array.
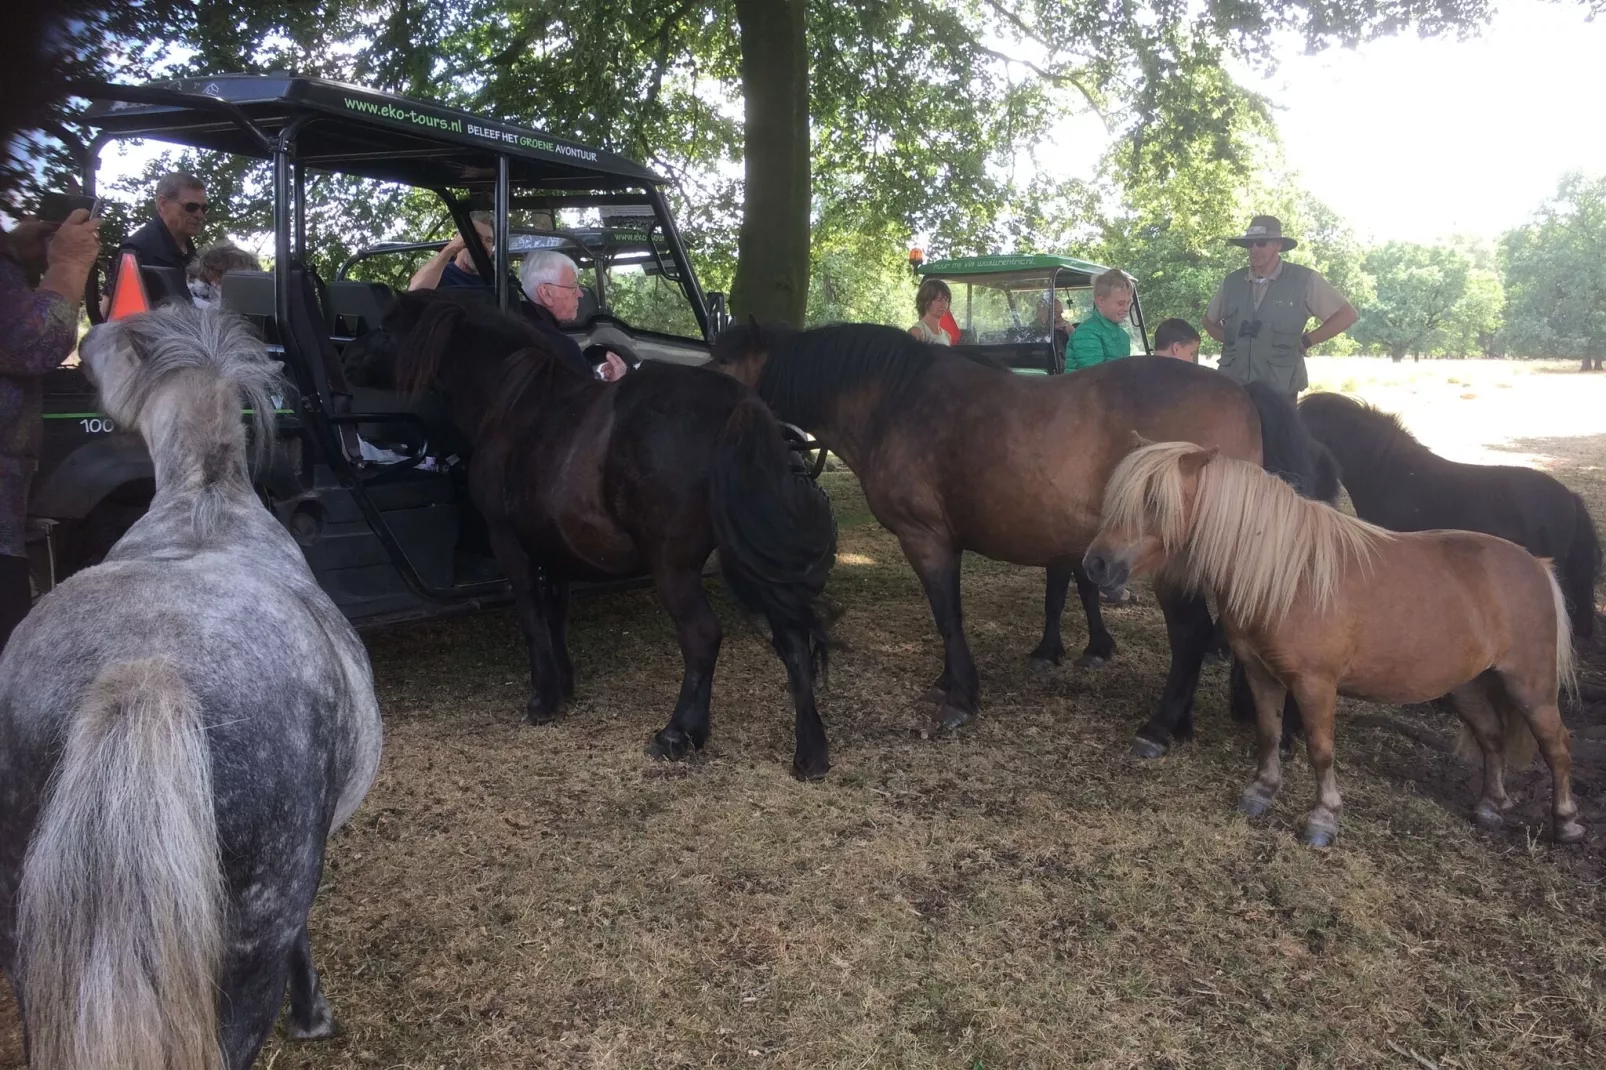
[[1130, 430, 1154, 449], [1179, 446, 1219, 477]]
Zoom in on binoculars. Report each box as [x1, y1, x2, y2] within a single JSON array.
[[1237, 319, 1263, 340]]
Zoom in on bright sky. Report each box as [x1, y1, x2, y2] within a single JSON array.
[[1225, 0, 1606, 244]]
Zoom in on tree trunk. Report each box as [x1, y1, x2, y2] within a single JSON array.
[[730, 0, 810, 327]]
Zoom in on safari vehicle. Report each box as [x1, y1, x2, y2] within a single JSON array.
[[914, 254, 1151, 374], [28, 73, 783, 628]]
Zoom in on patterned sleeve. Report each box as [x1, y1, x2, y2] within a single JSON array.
[[0, 256, 79, 378]]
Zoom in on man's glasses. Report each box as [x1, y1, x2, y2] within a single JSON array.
[[168, 200, 210, 214], [1249, 239, 1277, 248], [543, 281, 580, 293]]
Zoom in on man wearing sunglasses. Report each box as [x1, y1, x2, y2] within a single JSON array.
[[1202, 215, 1356, 405], [104, 171, 210, 304]]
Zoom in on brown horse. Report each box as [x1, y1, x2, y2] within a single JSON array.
[[711, 322, 1333, 755], [1084, 439, 1583, 847]]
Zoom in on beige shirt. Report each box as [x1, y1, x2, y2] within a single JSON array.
[[1206, 260, 1348, 324], [909, 319, 951, 345]]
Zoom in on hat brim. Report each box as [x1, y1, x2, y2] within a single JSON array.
[[1227, 236, 1298, 250]]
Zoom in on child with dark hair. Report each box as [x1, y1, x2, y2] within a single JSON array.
[[1153, 318, 1201, 361]]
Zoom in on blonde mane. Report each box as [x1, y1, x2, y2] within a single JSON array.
[[1102, 441, 1393, 628]]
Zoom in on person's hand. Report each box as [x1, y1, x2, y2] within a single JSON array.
[[440, 234, 467, 260], [598, 351, 629, 382], [46, 209, 101, 273]]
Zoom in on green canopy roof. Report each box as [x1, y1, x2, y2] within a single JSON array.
[[917, 253, 1115, 290]]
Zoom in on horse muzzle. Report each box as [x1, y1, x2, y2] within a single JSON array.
[[1081, 549, 1129, 594]]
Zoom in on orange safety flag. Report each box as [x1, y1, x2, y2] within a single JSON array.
[[106, 250, 150, 320]]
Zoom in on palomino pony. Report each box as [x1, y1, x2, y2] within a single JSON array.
[[375, 291, 837, 777], [1299, 391, 1602, 641], [0, 305, 383, 1069], [711, 322, 1333, 755], [1084, 439, 1583, 847]]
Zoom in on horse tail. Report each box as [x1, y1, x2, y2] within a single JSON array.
[[18, 658, 224, 1070], [708, 396, 837, 676], [1559, 493, 1601, 642]]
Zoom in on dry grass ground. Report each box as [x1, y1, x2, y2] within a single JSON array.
[[5, 361, 1606, 1068]]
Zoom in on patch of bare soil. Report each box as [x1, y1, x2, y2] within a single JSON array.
[[4, 449, 1606, 1069]]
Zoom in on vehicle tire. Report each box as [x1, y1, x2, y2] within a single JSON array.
[[53, 483, 153, 581], [781, 423, 829, 480]]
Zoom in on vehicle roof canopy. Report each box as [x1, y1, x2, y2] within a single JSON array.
[[917, 253, 1117, 290], [79, 74, 664, 190]]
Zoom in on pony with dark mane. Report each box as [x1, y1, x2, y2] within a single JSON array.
[[375, 290, 838, 777], [1299, 391, 1601, 640], [0, 305, 383, 1069], [711, 321, 1335, 756], [1086, 439, 1583, 847]]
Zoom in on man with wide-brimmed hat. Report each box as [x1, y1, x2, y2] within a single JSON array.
[[1203, 215, 1357, 402]]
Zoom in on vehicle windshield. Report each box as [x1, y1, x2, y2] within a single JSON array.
[[958, 283, 1142, 350], [341, 204, 703, 340]]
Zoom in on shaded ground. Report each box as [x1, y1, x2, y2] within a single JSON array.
[[4, 369, 1606, 1069]]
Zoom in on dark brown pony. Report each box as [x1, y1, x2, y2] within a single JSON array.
[[711, 322, 1334, 755], [1086, 440, 1582, 847], [378, 291, 838, 777], [1299, 391, 1602, 641]]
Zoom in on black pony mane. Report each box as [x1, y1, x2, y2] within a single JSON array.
[[1300, 392, 1428, 452], [712, 320, 1006, 429], [386, 289, 588, 438]]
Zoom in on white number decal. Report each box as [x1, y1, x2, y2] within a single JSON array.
[[78, 418, 116, 434]]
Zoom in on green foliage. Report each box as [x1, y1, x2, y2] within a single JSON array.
[[807, 226, 918, 327], [1499, 172, 1606, 367], [1351, 242, 1471, 360]]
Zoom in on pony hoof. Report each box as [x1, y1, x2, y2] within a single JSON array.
[[924, 686, 950, 705], [935, 705, 974, 731], [1474, 802, 1505, 830], [648, 729, 699, 761], [1238, 792, 1273, 818], [1301, 822, 1338, 849], [1074, 654, 1108, 669], [525, 698, 563, 725], [289, 1015, 342, 1042], [792, 756, 831, 782], [1555, 820, 1585, 845], [1130, 736, 1168, 760]]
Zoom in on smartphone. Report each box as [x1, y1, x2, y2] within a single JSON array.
[[38, 192, 100, 223]]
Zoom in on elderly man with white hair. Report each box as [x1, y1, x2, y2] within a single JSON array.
[[519, 249, 630, 382]]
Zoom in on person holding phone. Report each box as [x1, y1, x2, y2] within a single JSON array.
[[0, 204, 102, 649]]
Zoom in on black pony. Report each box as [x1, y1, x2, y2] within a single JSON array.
[[1299, 392, 1601, 641], [372, 291, 839, 778]]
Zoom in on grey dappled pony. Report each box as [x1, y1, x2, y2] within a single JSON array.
[[0, 305, 383, 1070]]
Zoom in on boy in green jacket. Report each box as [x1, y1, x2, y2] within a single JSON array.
[[1066, 268, 1135, 371]]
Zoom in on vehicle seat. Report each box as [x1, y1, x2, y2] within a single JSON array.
[[141, 265, 193, 308], [326, 280, 396, 339], [220, 271, 278, 343]]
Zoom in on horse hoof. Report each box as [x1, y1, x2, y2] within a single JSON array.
[[288, 1002, 342, 1041], [648, 729, 698, 761], [1301, 822, 1338, 848], [1555, 820, 1586, 845], [792, 757, 831, 782], [525, 701, 562, 726], [1474, 802, 1505, 830], [924, 686, 950, 705], [936, 705, 974, 731], [1238, 792, 1273, 818], [1130, 736, 1168, 760], [1074, 654, 1108, 670]]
